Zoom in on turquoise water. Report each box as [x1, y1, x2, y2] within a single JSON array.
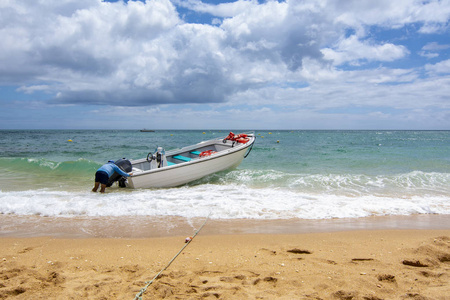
[[0, 130, 449, 219]]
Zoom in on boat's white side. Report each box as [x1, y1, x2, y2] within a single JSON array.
[[126, 133, 255, 188]]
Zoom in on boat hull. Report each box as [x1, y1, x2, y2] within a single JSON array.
[[126, 133, 254, 188]]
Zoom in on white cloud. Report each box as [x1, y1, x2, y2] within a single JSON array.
[[425, 59, 450, 74], [2, 0, 332, 105], [17, 85, 52, 94], [422, 42, 450, 51], [419, 42, 450, 58], [332, 0, 450, 30], [418, 51, 439, 59], [322, 35, 409, 66], [0, 0, 449, 130]]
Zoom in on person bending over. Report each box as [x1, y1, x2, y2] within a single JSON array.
[[92, 160, 132, 193]]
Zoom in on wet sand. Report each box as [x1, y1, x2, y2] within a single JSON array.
[[1, 214, 450, 238], [0, 215, 449, 299]]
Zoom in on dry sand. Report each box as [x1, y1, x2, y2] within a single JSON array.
[[1, 230, 449, 299]]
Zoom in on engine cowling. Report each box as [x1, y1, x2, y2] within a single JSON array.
[[106, 158, 132, 187]]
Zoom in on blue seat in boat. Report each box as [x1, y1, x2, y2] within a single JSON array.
[[191, 151, 201, 155], [173, 155, 191, 162]]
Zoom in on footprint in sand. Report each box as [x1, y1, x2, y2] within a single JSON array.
[[18, 247, 34, 254], [351, 258, 374, 262], [377, 274, 396, 282], [402, 260, 429, 267], [287, 248, 312, 254]]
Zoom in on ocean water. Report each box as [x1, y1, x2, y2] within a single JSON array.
[[0, 130, 449, 220]]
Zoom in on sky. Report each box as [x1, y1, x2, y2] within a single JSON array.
[[0, 0, 449, 130]]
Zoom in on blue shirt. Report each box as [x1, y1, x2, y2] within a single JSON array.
[[97, 162, 130, 178]]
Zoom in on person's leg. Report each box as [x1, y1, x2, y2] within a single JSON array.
[[92, 182, 100, 192], [100, 184, 106, 193]]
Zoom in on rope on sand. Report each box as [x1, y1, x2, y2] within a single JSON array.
[[134, 213, 211, 300]]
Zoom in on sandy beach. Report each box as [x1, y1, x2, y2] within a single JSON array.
[[1, 223, 449, 299]]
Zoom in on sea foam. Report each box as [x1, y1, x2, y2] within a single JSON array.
[[1, 173, 449, 219]]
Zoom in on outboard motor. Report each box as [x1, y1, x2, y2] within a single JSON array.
[[106, 158, 132, 187]]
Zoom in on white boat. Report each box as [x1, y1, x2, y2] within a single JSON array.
[[123, 131, 255, 188]]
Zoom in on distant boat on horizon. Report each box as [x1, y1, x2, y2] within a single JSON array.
[[140, 129, 155, 132]]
